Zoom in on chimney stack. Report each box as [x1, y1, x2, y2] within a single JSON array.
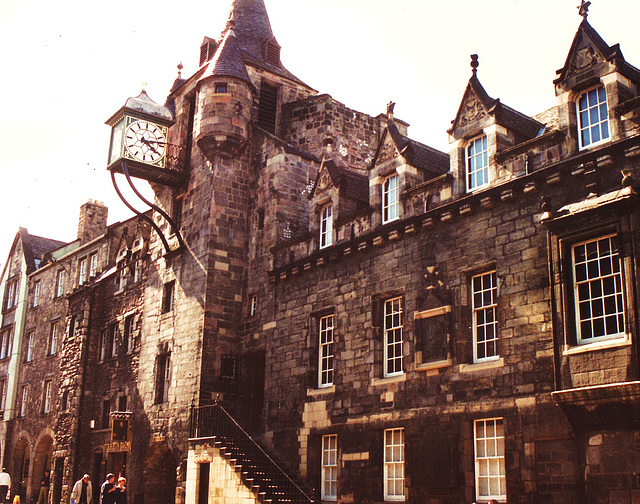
[[77, 200, 108, 244]]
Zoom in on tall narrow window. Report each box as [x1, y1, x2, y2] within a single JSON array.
[[20, 385, 28, 417], [472, 271, 498, 362], [320, 204, 333, 249], [577, 85, 610, 150], [384, 298, 403, 377], [382, 174, 399, 224], [33, 281, 40, 307], [110, 324, 119, 358], [475, 418, 506, 502], [89, 253, 98, 278], [162, 281, 175, 314], [155, 353, 171, 404], [118, 395, 128, 412], [467, 135, 489, 191], [55, 270, 66, 298], [573, 235, 625, 343], [0, 379, 7, 412], [123, 316, 135, 354], [257, 81, 278, 133], [249, 295, 258, 318], [321, 434, 338, 501], [48, 322, 59, 356], [318, 315, 335, 387], [79, 258, 88, 286], [25, 332, 34, 362], [102, 399, 111, 428], [384, 428, 404, 501], [43, 380, 53, 414], [99, 329, 108, 362], [0, 329, 11, 359]]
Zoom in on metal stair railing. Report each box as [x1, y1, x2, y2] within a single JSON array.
[[190, 403, 315, 504]]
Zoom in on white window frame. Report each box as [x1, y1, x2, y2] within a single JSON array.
[[26, 332, 34, 362], [89, 252, 98, 278], [110, 324, 119, 357], [474, 418, 506, 502], [124, 315, 135, 353], [384, 297, 403, 377], [383, 428, 405, 501], [55, 270, 66, 298], [0, 330, 10, 360], [572, 234, 625, 344], [43, 380, 52, 414], [78, 257, 88, 286], [163, 355, 171, 403], [100, 329, 108, 362], [472, 271, 498, 363], [321, 434, 338, 501], [33, 281, 40, 307], [577, 85, 610, 150], [0, 379, 6, 412], [466, 135, 489, 192], [382, 174, 400, 224], [320, 204, 333, 249], [48, 322, 59, 356], [318, 314, 335, 388], [250, 294, 258, 317]]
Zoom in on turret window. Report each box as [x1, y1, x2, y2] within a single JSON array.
[[215, 83, 228, 94], [577, 85, 610, 150], [466, 135, 489, 191]]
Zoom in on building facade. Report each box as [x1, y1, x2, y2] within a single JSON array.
[[1, 1, 640, 504]]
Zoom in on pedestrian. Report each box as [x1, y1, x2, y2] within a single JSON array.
[[70, 474, 92, 504], [0, 468, 11, 503], [99, 474, 116, 504], [113, 478, 126, 504], [36, 470, 50, 504]]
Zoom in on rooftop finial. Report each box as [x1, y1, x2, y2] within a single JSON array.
[[470, 54, 479, 76], [177, 61, 183, 78], [387, 101, 396, 119], [578, 0, 591, 20]]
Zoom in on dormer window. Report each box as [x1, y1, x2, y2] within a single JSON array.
[[466, 135, 489, 191], [382, 174, 399, 224], [577, 85, 610, 150], [320, 204, 333, 249]]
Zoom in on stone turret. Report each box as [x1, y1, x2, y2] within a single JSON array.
[[195, 29, 253, 157]]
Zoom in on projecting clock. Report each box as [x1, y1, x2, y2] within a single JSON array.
[[124, 120, 167, 163]]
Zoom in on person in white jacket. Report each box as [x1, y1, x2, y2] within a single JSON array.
[[0, 468, 10, 503], [71, 474, 93, 504]]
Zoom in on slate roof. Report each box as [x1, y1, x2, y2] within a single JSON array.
[[451, 75, 543, 139], [386, 120, 450, 176], [312, 159, 369, 203], [201, 29, 252, 86], [19, 228, 67, 274]]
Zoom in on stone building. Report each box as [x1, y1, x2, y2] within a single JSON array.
[[2, 1, 640, 504]]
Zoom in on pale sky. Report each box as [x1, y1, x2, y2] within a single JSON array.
[[1, 0, 639, 263]]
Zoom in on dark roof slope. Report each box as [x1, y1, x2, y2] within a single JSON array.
[[386, 120, 449, 176], [201, 30, 252, 86], [311, 159, 369, 203], [19, 228, 67, 274]]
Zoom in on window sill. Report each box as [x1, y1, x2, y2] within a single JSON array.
[[415, 357, 452, 372], [307, 386, 335, 397], [371, 374, 406, 387], [563, 337, 631, 356], [459, 357, 504, 374]]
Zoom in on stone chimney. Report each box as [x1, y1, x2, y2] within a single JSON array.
[[77, 200, 108, 244]]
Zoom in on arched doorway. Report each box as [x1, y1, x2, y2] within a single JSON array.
[[31, 436, 53, 504], [143, 443, 177, 504], [11, 437, 30, 504]]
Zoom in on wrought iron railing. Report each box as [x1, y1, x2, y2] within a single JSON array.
[[190, 403, 314, 504]]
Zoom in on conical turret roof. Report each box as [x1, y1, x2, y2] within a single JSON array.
[[226, 0, 274, 64], [201, 29, 252, 85]]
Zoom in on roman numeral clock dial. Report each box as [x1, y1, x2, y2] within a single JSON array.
[[124, 120, 167, 164]]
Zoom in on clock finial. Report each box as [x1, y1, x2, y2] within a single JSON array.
[[578, 0, 591, 20]]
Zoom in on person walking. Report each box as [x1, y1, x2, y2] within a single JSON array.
[[0, 468, 11, 503], [99, 474, 116, 504], [113, 478, 126, 504], [36, 470, 50, 504], [70, 475, 92, 504]]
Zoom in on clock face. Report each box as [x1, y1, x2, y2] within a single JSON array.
[[124, 120, 167, 164]]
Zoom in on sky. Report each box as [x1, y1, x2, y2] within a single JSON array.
[[0, 0, 639, 264]]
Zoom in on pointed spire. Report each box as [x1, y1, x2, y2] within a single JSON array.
[[225, 0, 275, 64], [201, 29, 252, 85]]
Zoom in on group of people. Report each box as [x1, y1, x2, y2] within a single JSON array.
[[0, 469, 126, 504], [72, 473, 126, 504]]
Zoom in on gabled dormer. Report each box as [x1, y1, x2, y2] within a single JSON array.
[[308, 158, 368, 249], [448, 55, 543, 196], [369, 105, 449, 226], [554, 5, 640, 153]]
